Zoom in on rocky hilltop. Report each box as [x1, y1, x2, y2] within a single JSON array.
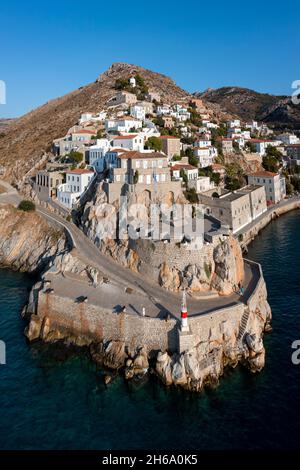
[[0, 63, 191, 183], [198, 86, 300, 130], [0, 62, 233, 184]]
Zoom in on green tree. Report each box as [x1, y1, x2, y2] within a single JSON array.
[[18, 200, 35, 212], [291, 176, 300, 191], [65, 150, 83, 164], [145, 136, 163, 152], [180, 169, 188, 185], [262, 155, 279, 173], [211, 172, 221, 186], [133, 170, 139, 184], [184, 188, 199, 203]]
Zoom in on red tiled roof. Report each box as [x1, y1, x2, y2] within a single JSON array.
[[113, 134, 138, 140], [118, 151, 167, 160], [68, 169, 94, 175], [72, 129, 96, 135], [212, 164, 225, 170], [249, 171, 278, 177], [107, 148, 129, 153], [159, 135, 180, 140]]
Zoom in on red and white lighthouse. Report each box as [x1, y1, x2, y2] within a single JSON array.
[[181, 289, 188, 330]]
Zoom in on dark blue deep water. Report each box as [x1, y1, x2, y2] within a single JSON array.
[[1, 211, 300, 450]]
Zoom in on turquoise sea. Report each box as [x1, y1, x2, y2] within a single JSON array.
[[1, 210, 300, 450]]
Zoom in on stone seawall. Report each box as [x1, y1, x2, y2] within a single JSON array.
[[240, 199, 300, 246], [25, 259, 271, 392]]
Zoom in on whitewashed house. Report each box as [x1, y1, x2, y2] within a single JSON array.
[[156, 105, 171, 116], [247, 171, 286, 204], [105, 116, 142, 133], [227, 119, 241, 128], [277, 133, 300, 145], [130, 105, 146, 121], [89, 139, 111, 172], [250, 139, 282, 156], [171, 164, 198, 181], [112, 134, 144, 152], [194, 147, 214, 168], [57, 169, 95, 209], [188, 176, 215, 193], [195, 138, 211, 148]]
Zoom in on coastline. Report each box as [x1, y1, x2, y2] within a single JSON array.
[[236, 197, 300, 247], [3, 195, 300, 392]]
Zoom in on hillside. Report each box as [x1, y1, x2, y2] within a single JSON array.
[[199, 87, 300, 130], [0, 63, 192, 183]]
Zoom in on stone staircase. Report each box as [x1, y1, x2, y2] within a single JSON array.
[[238, 308, 250, 341]]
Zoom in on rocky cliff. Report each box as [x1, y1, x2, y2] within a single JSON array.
[[0, 205, 67, 272]]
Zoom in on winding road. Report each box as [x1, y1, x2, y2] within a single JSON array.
[[0, 180, 254, 319]]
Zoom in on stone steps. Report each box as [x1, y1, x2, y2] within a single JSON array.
[[238, 308, 250, 341]]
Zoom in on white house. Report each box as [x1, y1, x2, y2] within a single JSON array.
[[130, 105, 146, 121], [105, 116, 142, 133], [227, 128, 241, 138], [156, 105, 171, 116], [171, 164, 198, 181], [227, 119, 241, 128], [204, 121, 219, 129], [71, 129, 97, 142], [129, 77, 136, 88], [233, 136, 246, 149], [57, 169, 95, 209], [245, 120, 259, 131], [112, 134, 144, 152], [247, 171, 286, 204], [195, 138, 211, 148], [194, 147, 214, 168], [250, 139, 281, 156], [89, 139, 111, 172], [277, 133, 300, 145], [188, 176, 215, 193], [79, 111, 107, 125]]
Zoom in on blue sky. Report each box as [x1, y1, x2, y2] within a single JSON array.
[[0, 0, 299, 118]]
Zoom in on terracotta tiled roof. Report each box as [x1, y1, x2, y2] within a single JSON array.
[[159, 135, 180, 140], [118, 151, 166, 160], [249, 171, 278, 177], [72, 129, 96, 135], [113, 134, 138, 140], [68, 169, 94, 175]]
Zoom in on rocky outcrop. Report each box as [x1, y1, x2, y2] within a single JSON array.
[[155, 281, 271, 390], [81, 184, 245, 297], [0, 205, 67, 272], [212, 236, 244, 295]]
